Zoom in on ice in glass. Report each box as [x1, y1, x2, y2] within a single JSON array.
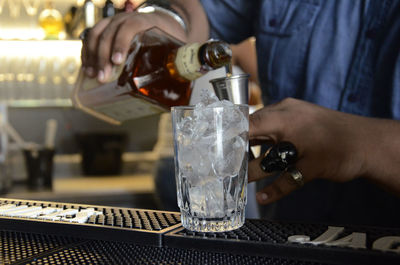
[[172, 90, 248, 232]]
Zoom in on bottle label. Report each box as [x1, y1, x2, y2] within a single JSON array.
[[175, 43, 203, 81], [92, 96, 165, 122], [75, 78, 165, 124]]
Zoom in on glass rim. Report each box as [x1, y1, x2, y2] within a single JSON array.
[[171, 104, 249, 111]]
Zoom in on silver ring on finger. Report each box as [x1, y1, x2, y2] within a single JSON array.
[[286, 166, 304, 187]]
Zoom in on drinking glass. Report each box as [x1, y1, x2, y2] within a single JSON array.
[[172, 104, 249, 232]]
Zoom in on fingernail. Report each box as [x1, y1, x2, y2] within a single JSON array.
[[112, 52, 123, 64], [85, 67, 94, 77], [256, 192, 268, 202], [97, 70, 105, 82]]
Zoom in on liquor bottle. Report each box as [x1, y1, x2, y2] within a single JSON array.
[[83, 0, 97, 28], [64, 6, 78, 38], [102, 0, 116, 18], [65, 0, 99, 39], [38, 0, 64, 40], [73, 27, 232, 125]]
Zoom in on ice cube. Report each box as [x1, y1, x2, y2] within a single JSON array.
[[211, 135, 247, 176], [178, 138, 213, 178], [189, 185, 204, 216], [221, 107, 248, 140], [189, 178, 225, 218], [192, 151, 213, 177], [207, 99, 234, 108], [205, 180, 225, 218], [177, 116, 194, 137], [198, 86, 219, 106], [226, 192, 236, 216]]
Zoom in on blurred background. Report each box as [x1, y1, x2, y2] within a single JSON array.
[[0, 0, 261, 213], [0, 0, 161, 208]]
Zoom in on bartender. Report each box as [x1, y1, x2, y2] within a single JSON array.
[[81, 0, 400, 227]]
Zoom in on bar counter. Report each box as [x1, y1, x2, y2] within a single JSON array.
[[0, 198, 399, 265]]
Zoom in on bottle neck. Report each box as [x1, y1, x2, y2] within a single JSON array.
[[173, 41, 232, 81], [200, 41, 232, 69], [103, 0, 115, 17], [84, 0, 96, 27]]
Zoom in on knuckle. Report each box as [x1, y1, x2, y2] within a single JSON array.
[[87, 27, 101, 40], [280, 97, 295, 106], [112, 41, 128, 55], [98, 25, 116, 43], [98, 31, 110, 42]]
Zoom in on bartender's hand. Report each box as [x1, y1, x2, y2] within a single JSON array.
[[248, 97, 400, 204], [81, 0, 209, 82]]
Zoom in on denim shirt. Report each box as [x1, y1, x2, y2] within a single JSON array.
[[200, 0, 400, 119], [200, 0, 400, 227]]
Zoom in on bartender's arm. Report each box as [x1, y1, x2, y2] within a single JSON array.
[[81, 0, 209, 82], [249, 98, 400, 204]]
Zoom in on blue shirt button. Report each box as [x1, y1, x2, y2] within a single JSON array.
[[365, 28, 377, 39], [347, 94, 359, 102], [269, 19, 277, 27]]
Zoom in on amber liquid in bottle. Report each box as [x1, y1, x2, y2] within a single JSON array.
[[120, 40, 192, 110], [119, 35, 232, 110], [74, 27, 232, 124]]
